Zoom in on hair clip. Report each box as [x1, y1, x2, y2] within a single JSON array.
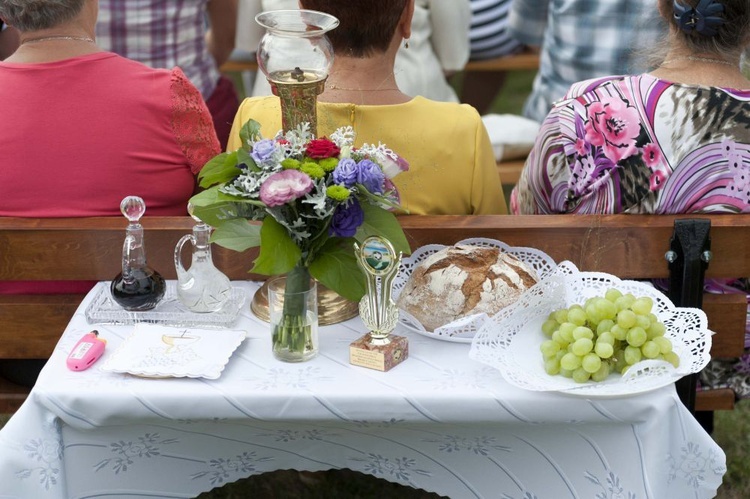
[[673, 0, 726, 37]]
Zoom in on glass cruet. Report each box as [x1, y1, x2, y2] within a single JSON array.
[[174, 203, 232, 313], [110, 196, 166, 311]]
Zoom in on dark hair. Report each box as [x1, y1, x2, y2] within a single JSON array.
[[0, 0, 86, 31], [662, 0, 750, 58], [299, 0, 409, 57]]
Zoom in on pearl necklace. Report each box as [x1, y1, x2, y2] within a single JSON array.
[[661, 56, 736, 67], [21, 35, 95, 45]]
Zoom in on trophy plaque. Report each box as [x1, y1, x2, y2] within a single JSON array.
[[349, 236, 408, 372]]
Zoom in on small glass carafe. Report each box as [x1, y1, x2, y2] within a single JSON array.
[[174, 203, 232, 313], [110, 196, 166, 311]]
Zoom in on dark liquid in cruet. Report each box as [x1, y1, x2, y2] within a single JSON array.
[[110, 267, 166, 311]]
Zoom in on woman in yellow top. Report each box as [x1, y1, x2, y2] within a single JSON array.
[[227, 0, 507, 216]]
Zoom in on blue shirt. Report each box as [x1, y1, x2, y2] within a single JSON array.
[[509, 0, 665, 122]]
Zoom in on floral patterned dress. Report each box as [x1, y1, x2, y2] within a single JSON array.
[[511, 73, 750, 397]]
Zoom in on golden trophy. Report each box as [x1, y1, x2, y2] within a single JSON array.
[[349, 236, 409, 371]]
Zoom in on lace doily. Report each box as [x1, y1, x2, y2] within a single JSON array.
[[393, 238, 557, 342], [469, 262, 712, 396]]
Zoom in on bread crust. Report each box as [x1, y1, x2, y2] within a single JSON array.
[[397, 245, 538, 331]]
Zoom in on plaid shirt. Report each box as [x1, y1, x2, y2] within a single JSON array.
[[96, 0, 220, 99], [509, 0, 665, 122]]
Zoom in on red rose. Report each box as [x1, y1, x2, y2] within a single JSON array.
[[305, 138, 340, 159]]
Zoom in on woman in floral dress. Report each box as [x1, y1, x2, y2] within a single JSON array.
[[512, 0, 750, 399]]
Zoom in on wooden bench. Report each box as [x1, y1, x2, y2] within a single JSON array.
[[2, 214, 745, 417]]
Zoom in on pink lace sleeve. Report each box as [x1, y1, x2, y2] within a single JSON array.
[[170, 68, 221, 174]]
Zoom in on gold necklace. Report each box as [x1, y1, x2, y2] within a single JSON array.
[[21, 35, 95, 45], [662, 56, 736, 67], [326, 83, 400, 92]]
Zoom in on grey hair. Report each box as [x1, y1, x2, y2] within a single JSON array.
[[660, 0, 750, 61], [0, 0, 86, 32]]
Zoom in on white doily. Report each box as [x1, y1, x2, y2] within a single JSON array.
[[393, 238, 557, 342], [469, 262, 712, 397]]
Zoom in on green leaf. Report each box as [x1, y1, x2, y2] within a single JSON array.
[[309, 238, 366, 302], [250, 217, 301, 275], [357, 202, 412, 256], [210, 219, 262, 251], [198, 151, 241, 188], [189, 188, 241, 227], [237, 148, 259, 172], [239, 119, 262, 146]]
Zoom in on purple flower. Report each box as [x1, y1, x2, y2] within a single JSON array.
[[332, 158, 358, 187], [251, 139, 277, 165], [357, 159, 385, 194], [329, 198, 364, 237], [380, 153, 409, 179], [259, 169, 314, 207]]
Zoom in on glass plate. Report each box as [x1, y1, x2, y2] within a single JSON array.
[[85, 282, 246, 328], [469, 262, 713, 397], [393, 238, 557, 343]]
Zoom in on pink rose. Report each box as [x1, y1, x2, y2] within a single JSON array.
[[259, 170, 314, 207], [305, 138, 340, 159], [584, 97, 640, 163]]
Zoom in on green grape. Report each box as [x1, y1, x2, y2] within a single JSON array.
[[647, 321, 666, 339], [635, 315, 651, 330], [559, 323, 576, 343], [631, 296, 654, 315], [572, 367, 591, 383], [544, 358, 561, 375], [614, 294, 635, 312], [560, 352, 582, 370], [624, 345, 642, 365], [572, 326, 594, 340], [596, 319, 615, 335], [595, 298, 617, 320], [591, 361, 611, 382], [652, 336, 673, 354], [540, 339, 561, 357], [597, 331, 615, 346], [611, 349, 626, 372], [560, 368, 573, 378], [626, 326, 647, 347], [571, 337, 594, 356], [567, 307, 587, 326], [641, 340, 660, 359], [582, 353, 602, 373], [611, 324, 628, 341], [605, 288, 623, 302], [553, 309, 568, 324], [663, 351, 680, 368], [585, 304, 602, 324], [541, 319, 559, 337], [551, 330, 568, 347], [594, 341, 614, 359], [617, 309, 637, 328]]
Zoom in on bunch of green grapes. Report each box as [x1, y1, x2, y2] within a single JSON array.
[[539, 288, 679, 384]]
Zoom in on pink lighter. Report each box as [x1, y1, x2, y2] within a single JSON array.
[[66, 330, 107, 371]]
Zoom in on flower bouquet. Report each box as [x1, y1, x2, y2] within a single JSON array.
[[189, 119, 410, 360]]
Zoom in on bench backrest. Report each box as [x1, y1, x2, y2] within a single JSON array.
[[0, 214, 747, 412]]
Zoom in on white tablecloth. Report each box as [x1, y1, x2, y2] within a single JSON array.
[[0, 282, 726, 498]]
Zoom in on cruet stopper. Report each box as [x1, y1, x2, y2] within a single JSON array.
[[174, 203, 232, 313], [110, 196, 166, 311]]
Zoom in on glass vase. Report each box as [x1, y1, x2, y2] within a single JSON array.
[[268, 266, 319, 362]]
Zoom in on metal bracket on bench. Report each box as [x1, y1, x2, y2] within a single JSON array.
[[666, 219, 711, 413]]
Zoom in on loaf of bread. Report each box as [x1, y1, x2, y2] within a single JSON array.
[[396, 245, 538, 331]]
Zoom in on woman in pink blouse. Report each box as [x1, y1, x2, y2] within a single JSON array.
[[0, 0, 220, 385]]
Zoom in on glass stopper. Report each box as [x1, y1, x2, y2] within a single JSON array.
[[120, 196, 146, 223]]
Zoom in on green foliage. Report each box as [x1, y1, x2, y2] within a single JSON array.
[[357, 202, 411, 256], [250, 217, 301, 275], [189, 187, 264, 228], [198, 151, 242, 188], [309, 238, 366, 302], [210, 219, 261, 252], [239, 118, 262, 146]]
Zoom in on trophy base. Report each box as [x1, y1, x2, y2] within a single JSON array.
[[349, 333, 409, 372]]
